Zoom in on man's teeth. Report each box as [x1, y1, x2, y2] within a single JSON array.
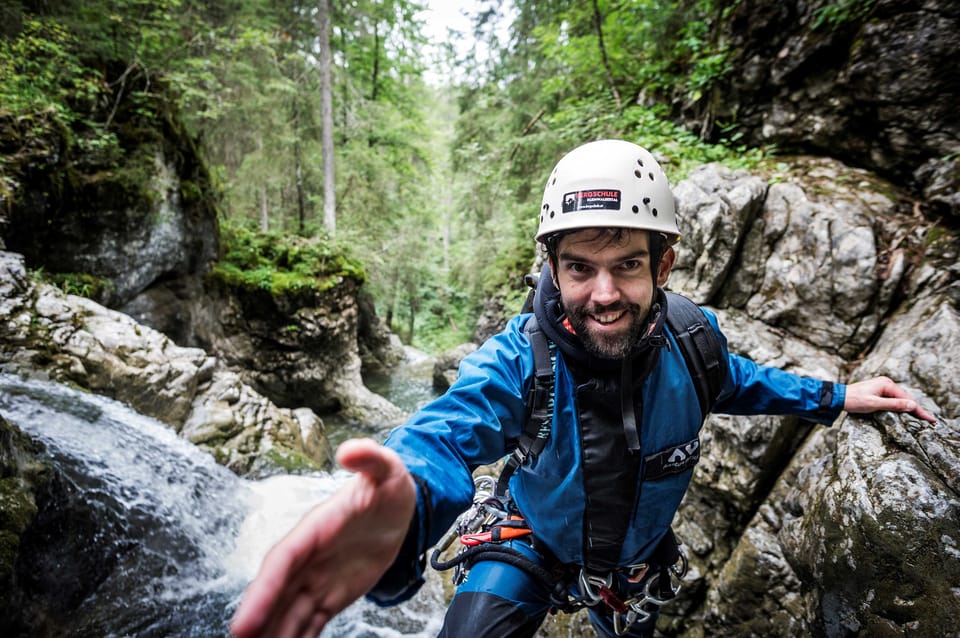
[[594, 311, 624, 324]]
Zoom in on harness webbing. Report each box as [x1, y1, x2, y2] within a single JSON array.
[[496, 315, 554, 498], [663, 292, 727, 419]]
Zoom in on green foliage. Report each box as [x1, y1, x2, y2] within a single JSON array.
[[0, 19, 95, 118], [211, 223, 365, 296], [30, 269, 115, 302], [4, 0, 783, 354], [812, 0, 877, 31]]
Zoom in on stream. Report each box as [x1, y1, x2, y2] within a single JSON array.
[[0, 347, 444, 638]]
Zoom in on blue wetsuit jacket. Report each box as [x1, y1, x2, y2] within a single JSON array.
[[368, 283, 846, 605]]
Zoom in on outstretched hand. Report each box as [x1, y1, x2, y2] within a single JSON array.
[[844, 376, 936, 424], [230, 438, 417, 638]]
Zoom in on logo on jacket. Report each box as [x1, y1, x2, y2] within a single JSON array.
[[643, 438, 701, 480]]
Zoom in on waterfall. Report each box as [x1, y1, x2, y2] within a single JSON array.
[[0, 373, 445, 637]]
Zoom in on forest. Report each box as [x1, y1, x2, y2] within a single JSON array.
[[1, 0, 773, 352]]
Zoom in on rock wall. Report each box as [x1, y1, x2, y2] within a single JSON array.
[[665, 159, 958, 636], [0, 83, 219, 307], [119, 272, 406, 428], [677, 0, 960, 222]]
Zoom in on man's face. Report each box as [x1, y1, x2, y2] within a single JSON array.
[[554, 229, 673, 359]]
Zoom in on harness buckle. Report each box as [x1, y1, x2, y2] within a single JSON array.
[[577, 569, 613, 606], [593, 548, 690, 635]]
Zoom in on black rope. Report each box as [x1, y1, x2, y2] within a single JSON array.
[[431, 544, 582, 613], [431, 544, 553, 582]]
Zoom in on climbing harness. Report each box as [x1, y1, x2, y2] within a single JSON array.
[[429, 475, 553, 591], [431, 478, 691, 634]]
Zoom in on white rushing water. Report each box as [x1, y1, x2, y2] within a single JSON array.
[[0, 373, 445, 637]]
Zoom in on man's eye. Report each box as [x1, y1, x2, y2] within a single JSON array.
[[622, 260, 641, 271], [569, 263, 588, 273]]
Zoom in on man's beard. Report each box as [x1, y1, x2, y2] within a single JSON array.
[[566, 301, 648, 359]]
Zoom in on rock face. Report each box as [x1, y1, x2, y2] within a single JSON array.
[[0, 251, 331, 477], [663, 159, 959, 637], [450, 159, 959, 637], [679, 0, 960, 222], [0, 89, 219, 307], [119, 271, 407, 428]]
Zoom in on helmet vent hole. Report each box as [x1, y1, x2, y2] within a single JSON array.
[[634, 169, 643, 178], [637, 159, 644, 167], [652, 208, 659, 217], [643, 197, 650, 205], [648, 172, 655, 181], [632, 205, 639, 213]]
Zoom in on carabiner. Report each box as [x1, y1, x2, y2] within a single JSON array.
[[577, 569, 612, 606]]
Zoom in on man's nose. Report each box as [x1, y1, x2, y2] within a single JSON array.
[[591, 270, 620, 305]]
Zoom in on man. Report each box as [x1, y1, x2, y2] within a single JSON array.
[[230, 140, 936, 638]]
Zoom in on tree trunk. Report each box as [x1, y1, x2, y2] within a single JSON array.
[[259, 186, 269, 232], [371, 21, 380, 102], [293, 99, 307, 235], [257, 131, 269, 231], [591, 0, 622, 111], [318, 0, 336, 235]]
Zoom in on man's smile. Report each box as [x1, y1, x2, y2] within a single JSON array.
[[591, 310, 626, 326]]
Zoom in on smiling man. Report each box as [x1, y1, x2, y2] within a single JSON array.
[[230, 140, 936, 638], [551, 228, 672, 358]]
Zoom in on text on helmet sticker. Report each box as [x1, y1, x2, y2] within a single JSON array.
[[562, 189, 621, 213]]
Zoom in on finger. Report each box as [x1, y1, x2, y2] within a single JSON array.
[[231, 558, 294, 637], [909, 403, 938, 424], [336, 438, 398, 484], [231, 505, 336, 637], [270, 589, 329, 638]]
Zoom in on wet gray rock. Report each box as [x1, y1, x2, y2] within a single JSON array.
[[678, 0, 960, 221], [0, 251, 331, 476]]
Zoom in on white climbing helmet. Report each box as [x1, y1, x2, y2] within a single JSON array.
[[536, 140, 680, 244]]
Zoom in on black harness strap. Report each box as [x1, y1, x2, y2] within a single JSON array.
[[496, 316, 555, 498], [664, 292, 727, 419]]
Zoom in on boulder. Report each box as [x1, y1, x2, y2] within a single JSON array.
[[0, 251, 331, 476]]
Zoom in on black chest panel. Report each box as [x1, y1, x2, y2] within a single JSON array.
[[576, 376, 641, 574]]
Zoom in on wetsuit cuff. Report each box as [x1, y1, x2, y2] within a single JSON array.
[[365, 475, 430, 606], [816, 380, 847, 424]]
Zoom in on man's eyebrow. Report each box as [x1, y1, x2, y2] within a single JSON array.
[[558, 248, 650, 263]]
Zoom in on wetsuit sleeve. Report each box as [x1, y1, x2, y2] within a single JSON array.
[[365, 315, 534, 605], [715, 353, 846, 424], [701, 308, 847, 424]]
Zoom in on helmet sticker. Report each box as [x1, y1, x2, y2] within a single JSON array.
[[562, 189, 621, 213]]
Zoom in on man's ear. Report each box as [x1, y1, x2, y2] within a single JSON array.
[[656, 246, 676, 287]]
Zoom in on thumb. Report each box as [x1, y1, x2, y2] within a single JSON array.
[[335, 438, 397, 484]]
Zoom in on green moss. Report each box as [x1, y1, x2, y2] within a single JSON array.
[[31, 269, 114, 302], [264, 445, 321, 474], [0, 530, 22, 581], [210, 223, 366, 297], [180, 179, 202, 205], [812, 0, 877, 31], [0, 478, 36, 534]]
